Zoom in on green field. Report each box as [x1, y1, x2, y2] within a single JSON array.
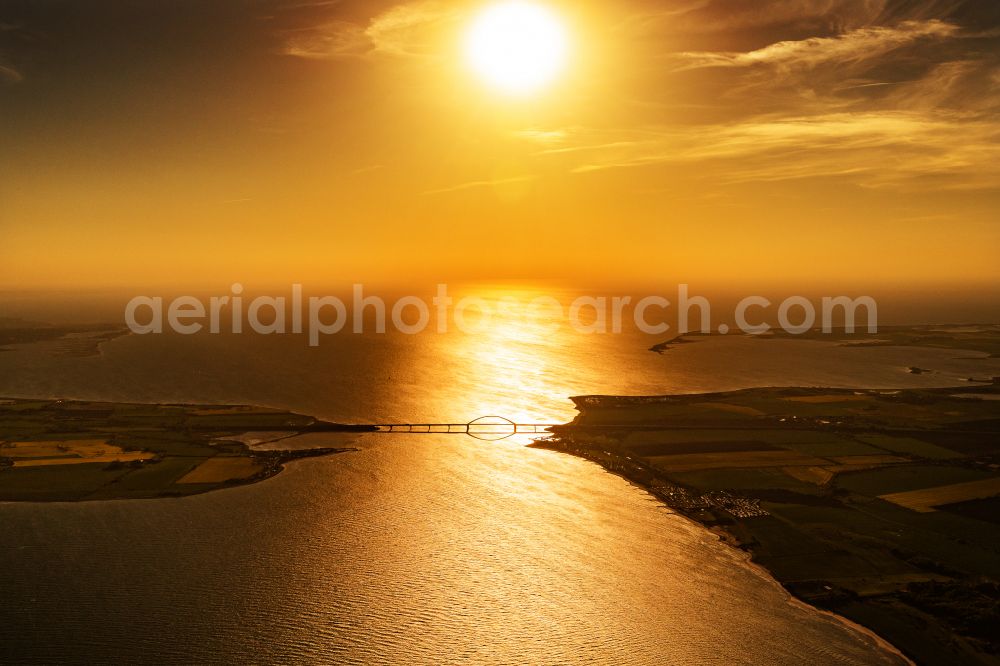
[[855, 433, 961, 460], [539, 381, 1000, 664], [0, 398, 356, 501], [835, 465, 991, 496]]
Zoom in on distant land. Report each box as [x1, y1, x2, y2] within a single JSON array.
[[534, 383, 1000, 665], [0, 399, 370, 501], [651, 324, 1000, 360], [0, 317, 129, 357]]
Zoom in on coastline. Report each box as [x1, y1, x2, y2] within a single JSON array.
[[0, 397, 367, 502], [531, 437, 914, 665], [4, 388, 998, 662], [530, 384, 1000, 665]]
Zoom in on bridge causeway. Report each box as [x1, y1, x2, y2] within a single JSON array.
[[372, 416, 553, 439]]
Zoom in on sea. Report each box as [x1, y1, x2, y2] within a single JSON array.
[[2, 287, 997, 664]]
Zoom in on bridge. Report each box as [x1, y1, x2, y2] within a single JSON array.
[[370, 416, 554, 440], [306, 416, 972, 442]]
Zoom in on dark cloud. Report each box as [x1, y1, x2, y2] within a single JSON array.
[[279, 1, 459, 59], [560, 0, 1000, 189], [0, 19, 30, 83]]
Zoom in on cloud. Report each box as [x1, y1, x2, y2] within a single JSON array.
[[668, 19, 960, 72], [884, 59, 1000, 112], [277, 0, 1000, 194], [510, 128, 571, 145], [545, 4, 1000, 192], [624, 0, 893, 35], [283, 20, 367, 59], [0, 20, 27, 83], [281, 1, 457, 59], [551, 111, 1000, 190], [0, 61, 22, 83], [622, 0, 986, 37], [422, 175, 536, 196]]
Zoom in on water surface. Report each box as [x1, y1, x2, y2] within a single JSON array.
[[4, 301, 994, 663]]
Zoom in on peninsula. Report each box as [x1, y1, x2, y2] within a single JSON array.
[[534, 383, 1000, 665], [0, 398, 371, 501]]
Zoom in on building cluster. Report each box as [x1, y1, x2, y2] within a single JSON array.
[[706, 492, 770, 518], [649, 481, 769, 518]]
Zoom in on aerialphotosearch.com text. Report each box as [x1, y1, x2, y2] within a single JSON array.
[[125, 284, 877, 346]]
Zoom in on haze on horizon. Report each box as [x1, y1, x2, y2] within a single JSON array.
[[1, 0, 998, 292]]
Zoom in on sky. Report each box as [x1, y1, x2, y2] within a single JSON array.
[[1, 0, 998, 292]]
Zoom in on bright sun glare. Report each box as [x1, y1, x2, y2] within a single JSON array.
[[463, 1, 570, 96]]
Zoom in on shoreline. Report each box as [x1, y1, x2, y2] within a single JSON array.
[[0, 446, 356, 505], [531, 437, 914, 665], [0, 397, 366, 502], [530, 383, 1000, 665]]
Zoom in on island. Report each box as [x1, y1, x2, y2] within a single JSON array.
[[0, 398, 373, 501], [533, 383, 1000, 665], [651, 323, 1000, 362], [0, 317, 130, 357]]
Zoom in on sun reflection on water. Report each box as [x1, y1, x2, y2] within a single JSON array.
[[426, 285, 593, 426]]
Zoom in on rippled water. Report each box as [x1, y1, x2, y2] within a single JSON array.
[[2, 437, 908, 665], [3, 294, 995, 664]]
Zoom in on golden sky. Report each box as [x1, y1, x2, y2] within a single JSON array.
[[1, 0, 998, 290]]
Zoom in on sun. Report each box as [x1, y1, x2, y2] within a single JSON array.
[[463, 2, 570, 97]]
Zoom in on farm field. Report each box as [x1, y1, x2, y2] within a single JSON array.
[[0, 398, 361, 501], [535, 383, 1000, 664]]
